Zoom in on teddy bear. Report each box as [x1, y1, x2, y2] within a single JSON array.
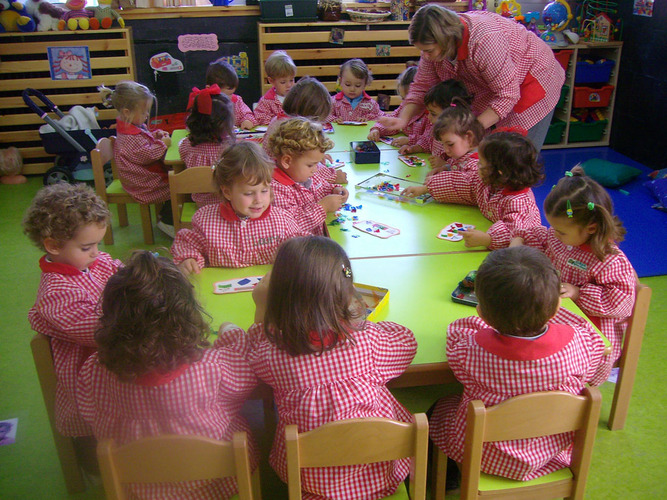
[[24, 0, 65, 31], [0, 147, 26, 185], [58, 0, 93, 31], [0, 0, 36, 32], [88, 0, 124, 29]]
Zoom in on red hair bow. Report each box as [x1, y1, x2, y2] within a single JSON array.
[[187, 84, 221, 115], [492, 126, 528, 137]]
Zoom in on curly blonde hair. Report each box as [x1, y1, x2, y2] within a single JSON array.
[[266, 117, 334, 160], [22, 183, 110, 251]]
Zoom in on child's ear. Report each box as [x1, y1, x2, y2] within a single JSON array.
[[220, 186, 232, 202], [586, 222, 597, 235], [465, 130, 476, 144], [277, 154, 292, 170], [43, 237, 61, 255]]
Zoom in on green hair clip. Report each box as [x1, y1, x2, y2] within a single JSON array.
[[588, 202, 595, 210], [564, 171, 573, 177], [566, 200, 573, 217]]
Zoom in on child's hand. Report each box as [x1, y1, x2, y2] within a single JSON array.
[[155, 129, 169, 139], [560, 283, 580, 300], [461, 230, 492, 248], [426, 166, 447, 179], [160, 136, 172, 148], [218, 322, 239, 335], [333, 186, 349, 203], [429, 155, 446, 169], [324, 153, 333, 164], [367, 128, 380, 142], [319, 193, 345, 213], [398, 144, 413, 155], [402, 185, 428, 197], [240, 120, 254, 130], [178, 258, 201, 276], [252, 271, 271, 323], [509, 237, 524, 247], [391, 137, 409, 147], [334, 170, 348, 184]]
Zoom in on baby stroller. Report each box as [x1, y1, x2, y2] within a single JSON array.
[[23, 88, 116, 185]]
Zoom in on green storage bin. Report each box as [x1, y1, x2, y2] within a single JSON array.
[[544, 119, 566, 145], [556, 84, 570, 110], [568, 119, 608, 142]]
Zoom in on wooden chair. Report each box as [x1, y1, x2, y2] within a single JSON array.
[[168, 166, 219, 232], [91, 136, 156, 245], [608, 283, 652, 430], [432, 387, 602, 500], [286, 414, 429, 500], [30, 333, 86, 494], [97, 433, 260, 500]]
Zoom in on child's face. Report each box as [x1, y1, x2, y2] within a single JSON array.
[[220, 85, 236, 97], [222, 180, 271, 219], [546, 214, 596, 247], [123, 98, 152, 126], [439, 130, 474, 160], [46, 222, 107, 271], [340, 68, 366, 100], [426, 103, 444, 123], [269, 75, 295, 97], [280, 149, 325, 184]]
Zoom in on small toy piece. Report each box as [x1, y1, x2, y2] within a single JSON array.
[[352, 220, 400, 239], [398, 155, 426, 167], [322, 123, 335, 133], [213, 276, 262, 294], [88, 0, 124, 29], [356, 173, 433, 204], [58, 0, 93, 31], [437, 222, 475, 241], [451, 270, 478, 306]]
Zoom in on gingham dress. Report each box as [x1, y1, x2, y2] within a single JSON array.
[[178, 137, 224, 207], [370, 105, 428, 138], [171, 202, 305, 269], [113, 120, 171, 204], [429, 309, 609, 481], [404, 11, 564, 131], [415, 124, 448, 160], [28, 253, 121, 436], [241, 321, 417, 500], [77, 327, 258, 500], [329, 92, 383, 122], [254, 87, 285, 125], [426, 169, 541, 249], [231, 94, 257, 127], [443, 150, 479, 173], [518, 226, 637, 363]]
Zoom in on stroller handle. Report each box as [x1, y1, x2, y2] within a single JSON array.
[[22, 88, 66, 120]]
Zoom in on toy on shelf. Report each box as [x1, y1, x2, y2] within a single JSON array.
[[570, 108, 605, 123], [496, 0, 521, 19], [468, 0, 486, 11], [24, 0, 64, 31], [88, 0, 124, 29], [58, 0, 93, 31], [576, 0, 622, 42], [541, 0, 577, 47], [0, 0, 36, 32], [0, 147, 26, 185]]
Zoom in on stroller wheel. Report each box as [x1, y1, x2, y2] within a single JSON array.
[[43, 166, 74, 186]]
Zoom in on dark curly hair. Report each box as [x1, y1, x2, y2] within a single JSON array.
[[95, 251, 211, 382], [186, 93, 235, 147], [205, 58, 239, 90], [478, 131, 544, 191], [432, 97, 485, 147], [424, 79, 473, 109]]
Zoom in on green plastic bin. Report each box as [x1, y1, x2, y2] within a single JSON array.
[[544, 119, 566, 145], [556, 85, 570, 110], [568, 119, 608, 142]]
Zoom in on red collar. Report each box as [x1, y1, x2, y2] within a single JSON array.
[[39, 255, 98, 276], [579, 242, 593, 253], [265, 87, 278, 100], [475, 324, 574, 361], [334, 91, 371, 101], [272, 166, 295, 186], [456, 18, 470, 61], [219, 201, 271, 222], [308, 330, 344, 349], [501, 187, 530, 196], [115, 119, 146, 135], [231, 94, 239, 103], [135, 364, 190, 386]]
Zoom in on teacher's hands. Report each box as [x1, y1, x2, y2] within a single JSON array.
[[377, 115, 407, 131]]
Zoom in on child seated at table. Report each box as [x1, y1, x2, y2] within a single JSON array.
[[266, 117, 348, 236], [403, 129, 542, 250], [206, 58, 257, 130], [178, 85, 235, 207], [77, 250, 258, 499], [254, 50, 297, 125], [171, 141, 305, 274], [329, 58, 383, 123], [429, 246, 610, 484], [239, 236, 417, 499], [24, 183, 122, 439]]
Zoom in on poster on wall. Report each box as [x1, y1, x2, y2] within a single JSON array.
[[216, 52, 249, 79], [633, 0, 654, 16], [47, 47, 91, 80]]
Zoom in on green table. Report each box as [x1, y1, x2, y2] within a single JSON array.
[[329, 121, 402, 152], [164, 129, 189, 171]]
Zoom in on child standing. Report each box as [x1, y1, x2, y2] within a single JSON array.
[[24, 183, 122, 437], [206, 58, 257, 130], [512, 167, 637, 363], [430, 246, 610, 482], [243, 236, 417, 499], [368, 64, 419, 144], [99, 81, 174, 237], [77, 251, 258, 499], [172, 141, 305, 274], [266, 117, 348, 236], [254, 50, 297, 125], [329, 59, 383, 123], [403, 130, 543, 250], [178, 85, 235, 207]]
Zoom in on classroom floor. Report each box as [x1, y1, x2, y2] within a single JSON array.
[[1, 154, 665, 498]]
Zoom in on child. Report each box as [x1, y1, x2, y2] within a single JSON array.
[[178, 85, 235, 207], [206, 58, 257, 130], [254, 50, 297, 125], [329, 58, 383, 123], [244, 236, 417, 498], [429, 246, 610, 482], [512, 167, 637, 364], [24, 183, 122, 437], [403, 130, 543, 250], [368, 64, 418, 145], [266, 117, 348, 236], [171, 141, 305, 274], [99, 81, 174, 237], [77, 250, 258, 499]]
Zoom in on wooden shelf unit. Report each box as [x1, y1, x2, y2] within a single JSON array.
[[0, 29, 136, 175]]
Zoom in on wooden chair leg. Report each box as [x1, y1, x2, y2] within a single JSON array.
[[139, 204, 154, 245], [117, 204, 128, 227], [103, 225, 114, 246], [432, 443, 447, 500]]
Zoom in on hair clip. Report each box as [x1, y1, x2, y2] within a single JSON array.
[[450, 103, 457, 107], [587, 202, 595, 210], [342, 265, 352, 278], [187, 84, 221, 115], [551, 184, 556, 190], [566, 200, 573, 218], [564, 171, 573, 177]]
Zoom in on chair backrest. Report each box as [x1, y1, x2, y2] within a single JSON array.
[[168, 167, 219, 232], [91, 136, 117, 201], [285, 413, 429, 500], [97, 432, 256, 500], [461, 386, 602, 499]]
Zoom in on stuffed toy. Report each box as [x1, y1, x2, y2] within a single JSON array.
[[0, 0, 36, 32], [58, 0, 93, 31], [0, 147, 26, 185], [89, 0, 124, 29], [24, 0, 65, 31]]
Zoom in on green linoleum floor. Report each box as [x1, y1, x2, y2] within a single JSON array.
[[1, 177, 665, 499]]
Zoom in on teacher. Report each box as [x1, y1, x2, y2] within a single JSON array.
[[381, 5, 565, 150]]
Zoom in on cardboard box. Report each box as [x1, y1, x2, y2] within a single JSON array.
[[351, 141, 380, 164], [355, 283, 389, 322], [259, 0, 318, 22]]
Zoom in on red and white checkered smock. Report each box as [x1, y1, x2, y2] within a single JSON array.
[[113, 120, 171, 204], [77, 327, 258, 500], [254, 87, 286, 125], [429, 308, 610, 481], [271, 167, 336, 236], [370, 104, 428, 139], [28, 253, 121, 436], [517, 225, 637, 363], [329, 92, 383, 122], [404, 11, 564, 131], [171, 202, 305, 269], [231, 94, 257, 128], [443, 150, 479, 173], [426, 168, 541, 249], [240, 320, 417, 500], [178, 136, 224, 207]]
